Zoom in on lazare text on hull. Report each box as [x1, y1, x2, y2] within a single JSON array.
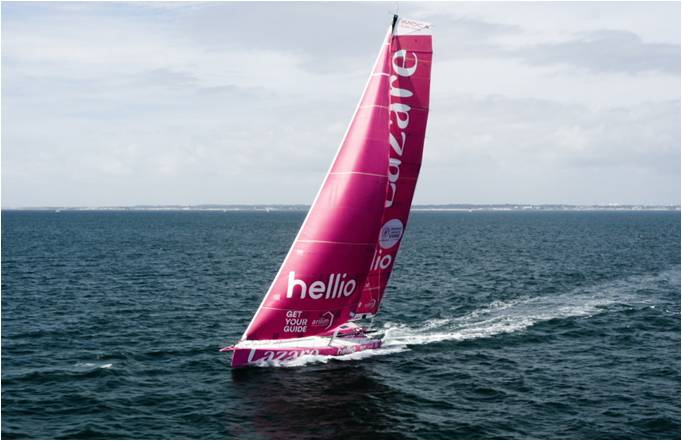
[[221, 15, 433, 368]]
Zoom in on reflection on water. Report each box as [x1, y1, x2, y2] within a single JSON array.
[[230, 361, 408, 439]]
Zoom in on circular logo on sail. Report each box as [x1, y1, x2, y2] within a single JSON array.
[[379, 218, 403, 249]]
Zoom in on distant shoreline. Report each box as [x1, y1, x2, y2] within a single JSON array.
[[3, 204, 680, 212]]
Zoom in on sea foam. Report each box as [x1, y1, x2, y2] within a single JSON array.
[[264, 267, 679, 367]]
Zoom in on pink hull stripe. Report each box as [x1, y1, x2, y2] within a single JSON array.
[[231, 339, 383, 368]]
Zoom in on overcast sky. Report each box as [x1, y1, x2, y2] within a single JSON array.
[[2, 1, 680, 207]]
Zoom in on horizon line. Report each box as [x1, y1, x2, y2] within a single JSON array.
[[2, 203, 680, 212]]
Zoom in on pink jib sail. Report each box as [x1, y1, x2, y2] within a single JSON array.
[[241, 27, 393, 341], [354, 18, 433, 318]]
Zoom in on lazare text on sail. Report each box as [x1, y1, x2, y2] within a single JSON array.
[[386, 48, 419, 209], [372, 47, 421, 276]]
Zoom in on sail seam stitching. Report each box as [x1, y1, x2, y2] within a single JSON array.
[[260, 306, 362, 312], [296, 239, 375, 246], [329, 171, 387, 177], [359, 104, 388, 109]]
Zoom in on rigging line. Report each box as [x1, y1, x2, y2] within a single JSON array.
[[329, 171, 388, 177], [296, 239, 376, 246]]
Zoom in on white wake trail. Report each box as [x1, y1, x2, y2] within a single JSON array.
[[258, 267, 679, 367], [381, 267, 679, 348]]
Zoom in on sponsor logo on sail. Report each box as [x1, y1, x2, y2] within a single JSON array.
[[385, 49, 418, 209], [286, 271, 357, 300], [370, 248, 393, 271], [398, 19, 432, 32], [379, 218, 403, 249], [312, 311, 334, 329], [284, 309, 307, 333]]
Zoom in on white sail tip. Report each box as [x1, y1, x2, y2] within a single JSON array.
[[394, 18, 432, 36]]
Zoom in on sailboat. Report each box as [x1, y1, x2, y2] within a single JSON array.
[[222, 15, 432, 368]]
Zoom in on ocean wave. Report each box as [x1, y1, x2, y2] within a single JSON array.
[[381, 266, 680, 347], [75, 362, 113, 370]]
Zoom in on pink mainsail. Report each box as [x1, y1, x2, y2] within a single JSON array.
[[354, 18, 433, 318], [240, 17, 432, 342]]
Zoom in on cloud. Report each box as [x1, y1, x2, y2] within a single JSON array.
[[427, 95, 680, 173], [417, 11, 680, 76], [416, 1, 680, 45], [419, 94, 679, 205], [1, 1, 680, 206], [519, 30, 680, 75]]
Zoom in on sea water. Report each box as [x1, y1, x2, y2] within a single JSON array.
[[1, 210, 679, 439]]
